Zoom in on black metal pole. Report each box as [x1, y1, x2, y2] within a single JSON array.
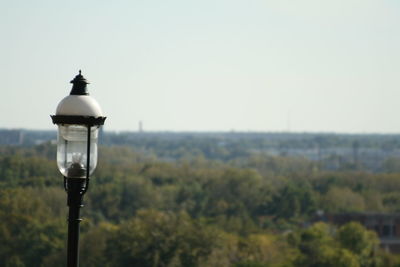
[[65, 126, 91, 267], [67, 178, 85, 267]]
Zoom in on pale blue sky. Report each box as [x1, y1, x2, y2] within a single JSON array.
[[1, 0, 400, 133]]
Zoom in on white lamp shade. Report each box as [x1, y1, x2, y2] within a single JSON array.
[[56, 95, 103, 117]]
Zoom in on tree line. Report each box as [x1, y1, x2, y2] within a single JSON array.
[[1, 143, 400, 266]]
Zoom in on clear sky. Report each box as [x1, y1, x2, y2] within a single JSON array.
[[1, 0, 400, 133]]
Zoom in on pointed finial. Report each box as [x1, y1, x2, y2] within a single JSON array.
[[79, 69, 82, 75]]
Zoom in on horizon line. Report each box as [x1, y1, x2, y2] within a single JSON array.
[[1, 127, 400, 136]]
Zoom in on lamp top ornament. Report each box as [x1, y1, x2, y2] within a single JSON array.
[[70, 70, 89, 95], [52, 71, 106, 126]]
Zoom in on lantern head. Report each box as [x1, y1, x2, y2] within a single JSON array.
[[51, 71, 106, 179]]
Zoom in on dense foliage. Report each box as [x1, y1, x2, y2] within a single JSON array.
[[1, 142, 400, 266]]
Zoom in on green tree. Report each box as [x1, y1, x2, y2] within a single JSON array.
[[336, 222, 379, 266], [0, 188, 66, 267], [105, 210, 223, 267], [322, 186, 365, 213], [267, 183, 317, 221]]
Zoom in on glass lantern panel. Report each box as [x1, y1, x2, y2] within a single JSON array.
[[57, 124, 99, 178]]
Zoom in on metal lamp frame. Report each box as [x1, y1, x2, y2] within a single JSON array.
[[51, 114, 106, 267], [51, 115, 106, 193]]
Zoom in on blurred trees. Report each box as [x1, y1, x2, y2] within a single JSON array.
[[0, 188, 66, 267], [1, 143, 400, 266], [290, 222, 379, 267]]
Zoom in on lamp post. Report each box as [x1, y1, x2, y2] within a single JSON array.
[[51, 71, 106, 267]]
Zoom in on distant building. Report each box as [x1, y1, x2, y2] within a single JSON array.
[[139, 121, 143, 133], [316, 212, 400, 253]]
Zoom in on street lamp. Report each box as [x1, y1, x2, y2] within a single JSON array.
[[51, 71, 106, 267]]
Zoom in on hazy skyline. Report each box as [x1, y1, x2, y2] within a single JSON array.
[[1, 0, 400, 133]]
